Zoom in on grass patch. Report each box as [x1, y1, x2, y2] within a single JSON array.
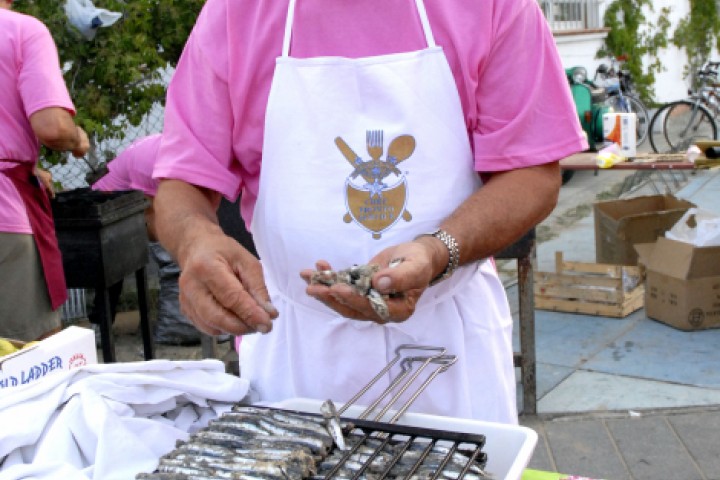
[[596, 182, 624, 201], [536, 224, 558, 243]]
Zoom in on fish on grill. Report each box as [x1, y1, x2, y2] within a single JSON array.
[[137, 406, 335, 479], [136, 405, 492, 480]]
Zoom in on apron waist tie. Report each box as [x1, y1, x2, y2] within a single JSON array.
[[2, 162, 67, 310]]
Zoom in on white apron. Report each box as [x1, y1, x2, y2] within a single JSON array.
[[243, 0, 517, 424]]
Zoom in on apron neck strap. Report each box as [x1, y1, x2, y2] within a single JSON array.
[[281, 0, 297, 57], [281, 0, 436, 58], [414, 0, 436, 48]]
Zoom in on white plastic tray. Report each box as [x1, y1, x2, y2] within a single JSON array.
[[271, 397, 537, 480]]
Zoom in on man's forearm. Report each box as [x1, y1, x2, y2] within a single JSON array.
[[154, 179, 224, 268], [29, 108, 84, 152], [440, 162, 561, 267]]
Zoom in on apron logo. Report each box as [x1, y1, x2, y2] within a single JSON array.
[[335, 130, 415, 239]]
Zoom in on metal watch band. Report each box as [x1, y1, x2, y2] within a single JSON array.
[[416, 229, 460, 286]]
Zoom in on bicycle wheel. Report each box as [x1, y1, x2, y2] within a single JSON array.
[[649, 101, 717, 153], [626, 95, 649, 146], [663, 100, 717, 152]]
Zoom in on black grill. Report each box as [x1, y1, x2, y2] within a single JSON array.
[[52, 188, 153, 363]]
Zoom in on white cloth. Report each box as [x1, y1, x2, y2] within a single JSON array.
[[242, 0, 517, 423], [64, 0, 122, 40], [0, 360, 249, 480]]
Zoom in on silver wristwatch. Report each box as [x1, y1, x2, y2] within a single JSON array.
[[417, 229, 460, 285]]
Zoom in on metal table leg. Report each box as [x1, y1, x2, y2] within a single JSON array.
[[497, 229, 537, 416], [517, 254, 537, 415], [201, 334, 219, 359], [135, 267, 154, 360], [97, 287, 116, 363]]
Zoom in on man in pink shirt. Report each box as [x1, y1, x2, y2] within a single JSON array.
[[0, 0, 89, 342], [153, 0, 587, 422]]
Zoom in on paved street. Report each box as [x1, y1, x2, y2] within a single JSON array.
[[513, 165, 720, 479]]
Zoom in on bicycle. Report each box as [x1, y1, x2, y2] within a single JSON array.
[[648, 61, 720, 153], [594, 56, 650, 146]]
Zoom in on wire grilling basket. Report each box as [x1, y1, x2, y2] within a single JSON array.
[[137, 345, 492, 479]]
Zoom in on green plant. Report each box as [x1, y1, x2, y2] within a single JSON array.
[[672, 0, 720, 84], [14, 0, 204, 166], [597, 0, 672, 105]]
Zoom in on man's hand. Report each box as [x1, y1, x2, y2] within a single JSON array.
[[154, 180, 278, 336], [33, 167, 56, 198], [300, 239, 442, 324], [177, 231, 278, 336]]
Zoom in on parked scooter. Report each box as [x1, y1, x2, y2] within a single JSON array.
[[566, 66, 609, 149], [562, 66, 610, 183]]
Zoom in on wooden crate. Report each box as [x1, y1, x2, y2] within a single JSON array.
[[534, 252, 644, 318]]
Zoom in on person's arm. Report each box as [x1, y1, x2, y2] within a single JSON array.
[[301, 162, 560, 323], [29, 107, 89, 158], [423, 162, 560, 275], [154, 179, 278, 336], [19, 18, 89, 158]]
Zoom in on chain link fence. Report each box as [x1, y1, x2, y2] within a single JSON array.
[[48, 103, 165, 190]]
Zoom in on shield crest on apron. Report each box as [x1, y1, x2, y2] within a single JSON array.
[[338, 132, 414, 239]]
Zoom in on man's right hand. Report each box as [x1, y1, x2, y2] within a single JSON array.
[[176, 230, 278, 336], [154, 179, 278, 337]]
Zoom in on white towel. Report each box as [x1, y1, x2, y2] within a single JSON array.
[[0, 359, 249, 480]]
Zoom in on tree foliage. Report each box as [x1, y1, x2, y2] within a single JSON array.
[[14, 0, 204, 164], [672, 0, 720, 83], [597, 0, 671, 104]]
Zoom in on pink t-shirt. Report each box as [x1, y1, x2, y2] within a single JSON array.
[[92, 134, 162, 197], [0, 9, 76, 234], [155, 0, 587, 228]]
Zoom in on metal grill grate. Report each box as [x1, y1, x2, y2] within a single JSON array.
[[313, 413, 488, 479]]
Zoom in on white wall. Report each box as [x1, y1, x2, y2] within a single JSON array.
[[555, 32, 608, 81], [643, 0, 690, 102]]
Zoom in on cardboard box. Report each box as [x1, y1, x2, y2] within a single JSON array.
[[603, 112, 636, 157], [594, 194, 696, 265], [635, 237, 720, 331], [0, 326, 97, 389]]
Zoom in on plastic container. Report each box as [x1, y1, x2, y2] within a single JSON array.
[[272, 397, 538, 480], [603, 112, 636, 157]]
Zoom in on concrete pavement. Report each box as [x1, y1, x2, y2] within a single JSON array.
[[511, 165, 720, 479]]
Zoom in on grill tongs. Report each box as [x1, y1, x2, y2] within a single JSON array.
[[321, 344, 457, 450]]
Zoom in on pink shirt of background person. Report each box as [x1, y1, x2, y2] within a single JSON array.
[[0, 9, 76, 234], [155, 0, 587, 229], [92, 134, 162, 197]]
